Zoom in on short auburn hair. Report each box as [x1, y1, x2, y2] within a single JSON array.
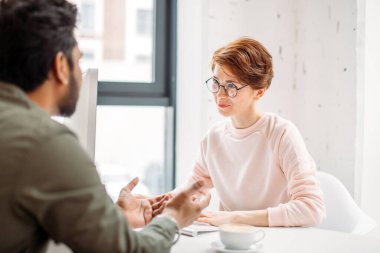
[[211, 37, 274, 89]]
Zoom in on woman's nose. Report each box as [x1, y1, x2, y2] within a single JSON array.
[[216, 85, 228, 98]]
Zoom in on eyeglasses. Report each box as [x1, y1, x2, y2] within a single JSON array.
[[205, 77, 250, 98]]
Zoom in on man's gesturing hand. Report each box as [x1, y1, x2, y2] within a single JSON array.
[[117, 177, 152, 228], [161, 180, 211, 229]]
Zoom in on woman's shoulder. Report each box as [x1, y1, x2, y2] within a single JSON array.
[[262, 112, 299, 137]]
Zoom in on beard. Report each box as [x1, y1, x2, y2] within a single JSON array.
[[58, 71, 80, 117]]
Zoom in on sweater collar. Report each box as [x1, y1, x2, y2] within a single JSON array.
[[226, 112, 268, 137]]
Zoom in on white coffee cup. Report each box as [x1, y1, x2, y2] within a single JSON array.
[[219, 223, 265, 250]]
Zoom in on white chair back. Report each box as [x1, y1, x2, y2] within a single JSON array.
[[316, 171, 377, 234]]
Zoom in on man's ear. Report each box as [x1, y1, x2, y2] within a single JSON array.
[[52, 52, 70, 86]]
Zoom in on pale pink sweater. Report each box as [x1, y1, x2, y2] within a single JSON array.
[[188, 113, 325, 227]]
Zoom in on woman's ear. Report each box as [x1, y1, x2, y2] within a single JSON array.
[[52, 52, 70, 86], [255, 88, 266, 99]]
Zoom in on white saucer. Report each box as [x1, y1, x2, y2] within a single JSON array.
[[210, 241, 263, 253]]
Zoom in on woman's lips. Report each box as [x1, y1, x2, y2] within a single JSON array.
[[217, 103, 230, 109]]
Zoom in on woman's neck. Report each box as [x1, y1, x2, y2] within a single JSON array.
[[231, 110, 262, 129]]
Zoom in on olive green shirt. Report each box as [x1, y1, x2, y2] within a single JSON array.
[[0, 82, 177, 253]]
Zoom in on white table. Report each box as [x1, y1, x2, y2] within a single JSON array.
[[171, 227, 380, 253]]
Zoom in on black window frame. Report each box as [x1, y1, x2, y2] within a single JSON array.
[[96, 0, 177, 191]]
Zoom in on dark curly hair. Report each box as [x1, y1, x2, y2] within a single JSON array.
[[0, 0, 77, 92]]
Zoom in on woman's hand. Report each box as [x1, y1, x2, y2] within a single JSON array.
[[198, 209, 269, 227], [197, 210, 235, 226]]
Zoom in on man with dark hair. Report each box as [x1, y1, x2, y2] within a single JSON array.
[[0, 0, 210, 252]]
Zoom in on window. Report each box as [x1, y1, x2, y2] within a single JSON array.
[[136, 9, 153, 36], [74, 0, 177, 198], [79, 2, 95, 32], [95, 106, 167, 200], [77, 0, 155, 82], [82, 50, 95, 61]]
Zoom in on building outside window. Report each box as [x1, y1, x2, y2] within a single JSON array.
[[136, 9, 153, 36], [79, 2, 95, 32], [73, 0, 176, 200]]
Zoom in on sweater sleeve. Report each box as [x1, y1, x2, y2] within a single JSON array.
[[267, 123, 326, 227]]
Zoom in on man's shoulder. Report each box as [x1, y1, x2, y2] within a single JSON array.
[[0, 85, 72, 137], [8, 106, 72, 138], [0, 100, 77, 156], [2, 103, 99, 187]]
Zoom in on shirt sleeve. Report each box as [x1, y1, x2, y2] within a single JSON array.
[[14, 130, 177, 253], [267, 123, 326, 227]]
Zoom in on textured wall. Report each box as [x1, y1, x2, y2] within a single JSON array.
[[288, 0, 358, 195]]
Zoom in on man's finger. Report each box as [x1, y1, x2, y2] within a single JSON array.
[[148, 194, 165, 205], [152, 203, 166, 217], [157, 196, 168, 205], [122, 177, 139, 193], [143, 201, 153, 224], [151, 202, 160, 210], [149, 193, 172, 205], [152, 198, 167, 210]]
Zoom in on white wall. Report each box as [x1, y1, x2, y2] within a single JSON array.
[[176, 0, 207, 186], [177, 0, 361, 202], [360, 0, 380, 225]]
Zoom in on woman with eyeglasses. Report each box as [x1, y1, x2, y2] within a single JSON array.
[[175, 37, 326, 228], [151, 37, 325, 227]]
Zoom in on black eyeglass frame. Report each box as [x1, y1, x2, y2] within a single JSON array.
[[205, 77, 250, 98]]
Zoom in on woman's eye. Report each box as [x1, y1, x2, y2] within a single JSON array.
[[226, 83, 235, 89]]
